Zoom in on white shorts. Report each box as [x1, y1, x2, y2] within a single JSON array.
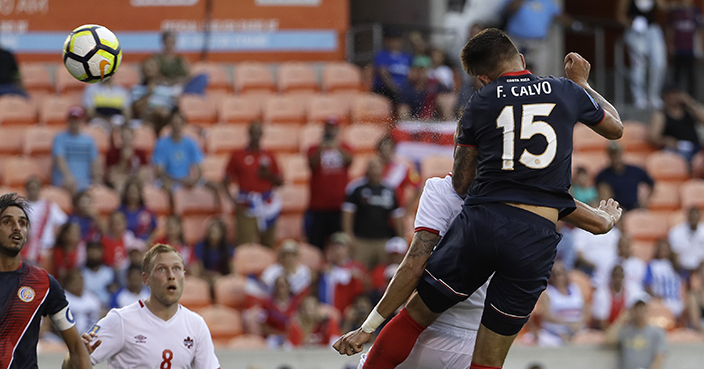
[[358, 324, 477, 369]]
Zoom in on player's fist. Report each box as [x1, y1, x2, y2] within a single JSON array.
[[599, 198, 622, 228], [81, 332, 102, 354], [564, 52, 591, 87], [333, 328, 371, 356]]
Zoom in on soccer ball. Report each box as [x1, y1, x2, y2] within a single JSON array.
[[63, 24, 122, 83]]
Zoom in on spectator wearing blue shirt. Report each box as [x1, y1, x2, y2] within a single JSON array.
[[52, 106, 102, 194], [596, 143, 654, 211], [644, 239, 685, 319], [152, 109, 203, 192], [192, 218, 234, 284], [118, 178, 157, 242], [372, 29, 413, 103]]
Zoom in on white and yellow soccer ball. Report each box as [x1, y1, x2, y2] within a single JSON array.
[[63, 24, 122, 83]]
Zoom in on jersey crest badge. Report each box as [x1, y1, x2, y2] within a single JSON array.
[[89, 324, 100, 335], [183, 336, 194, 349], [18, 286, 35, 302], [134, 335, 147, 343]]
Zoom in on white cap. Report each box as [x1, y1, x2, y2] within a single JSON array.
[[385, 237, 408, 255]]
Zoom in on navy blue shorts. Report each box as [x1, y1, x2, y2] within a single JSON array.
[[416, 203, 561, 336]]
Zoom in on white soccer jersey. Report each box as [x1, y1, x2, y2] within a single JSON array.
[[90, 300, 220, 369]]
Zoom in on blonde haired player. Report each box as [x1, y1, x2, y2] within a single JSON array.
[[63, 244, 220, 369]]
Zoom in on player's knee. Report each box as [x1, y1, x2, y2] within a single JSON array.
[[480, 304, 529, 336]]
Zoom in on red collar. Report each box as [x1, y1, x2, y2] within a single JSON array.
[[500, 70, 532, 77]]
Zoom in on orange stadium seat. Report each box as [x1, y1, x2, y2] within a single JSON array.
[[39, 96, 75, 125], [571, 151, 609, 179], [219, 95, 263, 125], [308, 95, 350, 125], [178, 95, 218, 126], [623, 152, 647, 168], [0, 96, 36, 126], [330, 91, 366, 114], [213, 274, 247, 309], [180, 276, 212, 310], [322, 62, 362, 93], [87, 185, 120, 215], [83, 125, 110, 154], [172, 187, 220, 216], [142, 184, 171, 216], [261, 123, 300, 153], [342, 124, 387, 153], [646, 151, 689, 184], [348, 153, 376, 180], [19, 63, 53, 95], [680, 179, 704, 209], [623, 209, 670, 241], [277, 153, 310, 184], [631, 240, 656, 262], [298, 123, 324, 153], [191, 62, 232, 92], [297, 242, 323, 272], [352, 94, 392, 125], [39, 186, 73, 214], [276, 184, 309, 215], [200, 305, 243, 344], [110, 63, 139, 88], [647, 182, 681, 212], [234, 62, 275, 94], [0, 127, 27, 156], [228, 334, 267, 350], [285, 92, 317, 114], [55, 66, 86, 94], [233, 243, 276, 276], [132, 125, 156, 154], [205, 124, 248, 154], [278, 62, 319, 93], [201, 154, 229, 183], [573, 124, 609, 153], [263, 96, 306, 125], [668, 209, 687, 228], [421, 155, 453, 181], [621, 121, 654, 153], [275, 214, 304, 242], [182, 215, 210, 246], [3, 157, 45, 187]]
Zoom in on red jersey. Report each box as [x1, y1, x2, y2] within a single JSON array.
[[307, 143, 353, 211], [105, 147, 148, 172], [286, 315, 341, 347], [319, 259, 366, 314], [52, 244, 85, 278], [383, 159, 421, 206], [262, 295, 301, 333], [225, 148, 281, 195], [101, 234, 127, 268]]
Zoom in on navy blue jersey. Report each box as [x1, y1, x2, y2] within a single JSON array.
[[0, 262, 70, 369], [457, 70, 605, 215]]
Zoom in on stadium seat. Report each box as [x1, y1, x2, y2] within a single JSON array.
[[275, 214, 304, 242], [110, 63, 140, 88], [646, 151, 689, 184], [668, 209, 687, 228], [55, 66, 86, 94], [351, 94, 392, 125], [666, 328, 704, 343], [298, 123, 324, 153], [276, 184, 309, 215], [631, 240, 656, 262], [623, 152, 647, 168], [178, 95, 218, 126], [39, 186, 73, 214], [191, 63, 232, 92], [569, 269, 593, 302], [308, 95, 350, 125], [623, 209, 670, 241], [83, 125, 110, 154], [621, 121, 654, 153], [330, 91, 366, 114], [219, 95, 263, 125], [680, 179, 704, 209], [213, 274, 247, 309], [647, 182, 681, 212], [200, 305, 243, 344], [571, 330, 606, 345], [342, 124, 387, 153], [277, 153, 310, 184], [573, 124, 609, 153], [278, 62, 319, 93], [348, 153, 376, 180], [182, 215, 210, 246], [201, 154, 229, 183], [233, 243, 276, 276], [205, 124, 248, 154], [647, 299, 676, 331], [180, 276, 212, 310], [87, 185, 120, 215], [0, 96, 36, 126], [39, 96, 75, 125], [571, 151, 609, 180], [3, 157, 45, 187], [0, 127, 27, 156], [19, 63, 53, 95], [227, 334, 267, 350], [261, 123, 300, 153], [234, 62, 275, 94], [131, 125, 157, 154], [322, 62, 362, 93], [263, 96, 306, 125], [172, 187, 220, 216], [142, 184, 171, 216], [420, 155, 453, 181], [297, 243, 323, 272]]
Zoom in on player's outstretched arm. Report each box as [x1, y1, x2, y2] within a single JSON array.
[[451, 145, 478, 198], [564, 52, 623, 140], [562, 198, 622, 235], [60, 326, 93, 369], [333, 229, 441, 356]]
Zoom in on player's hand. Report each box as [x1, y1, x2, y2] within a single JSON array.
[[599, 198, 622, 227], [332, 328, 371, 356], [564, 52, 591, 87], [81, 332, 102, 354]]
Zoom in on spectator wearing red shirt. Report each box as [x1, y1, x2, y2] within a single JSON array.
[[154, 214, 194, 266], [593, 264, 632, 330], [105, 125, 149, 193], [370, 237, 407, 295], [100, 211, 145, 269], [50, 221, 85, 281], [260, 276, 302, 339], [224, 122, 283, 247], [286, 295, 341, 347], [305, 118, 353, 250], [376, 136, 421, 209], [317, 232, 367, 315]]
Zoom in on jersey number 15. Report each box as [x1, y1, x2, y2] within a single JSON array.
[[496, 103, 557, 170]]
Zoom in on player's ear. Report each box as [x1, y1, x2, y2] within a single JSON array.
[[519, 53, 526, 70], [142, 272, 149, 286], [477, 75, 491, 86]]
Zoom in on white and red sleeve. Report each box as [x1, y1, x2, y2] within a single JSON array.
[[414, 177, 455, 237]]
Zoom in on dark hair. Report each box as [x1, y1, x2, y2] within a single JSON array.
[[120, 178, 145, 208], [161, 30, 175, 43], [72, 190, 90, 208], [376, 135, 396, 152], [575, 166, 588, 175], [0, 193, 31, 228], [166, 215, 186, 246], [460, 28, 519, 78], [202, 218, 231, 275], [127, 263, 144, 276], [55, 222, 78, 250], [86, 241, 103, 250]]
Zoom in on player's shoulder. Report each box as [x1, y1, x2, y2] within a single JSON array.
[[423, 174, 455, 196], [177, 305, 210, 327]]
